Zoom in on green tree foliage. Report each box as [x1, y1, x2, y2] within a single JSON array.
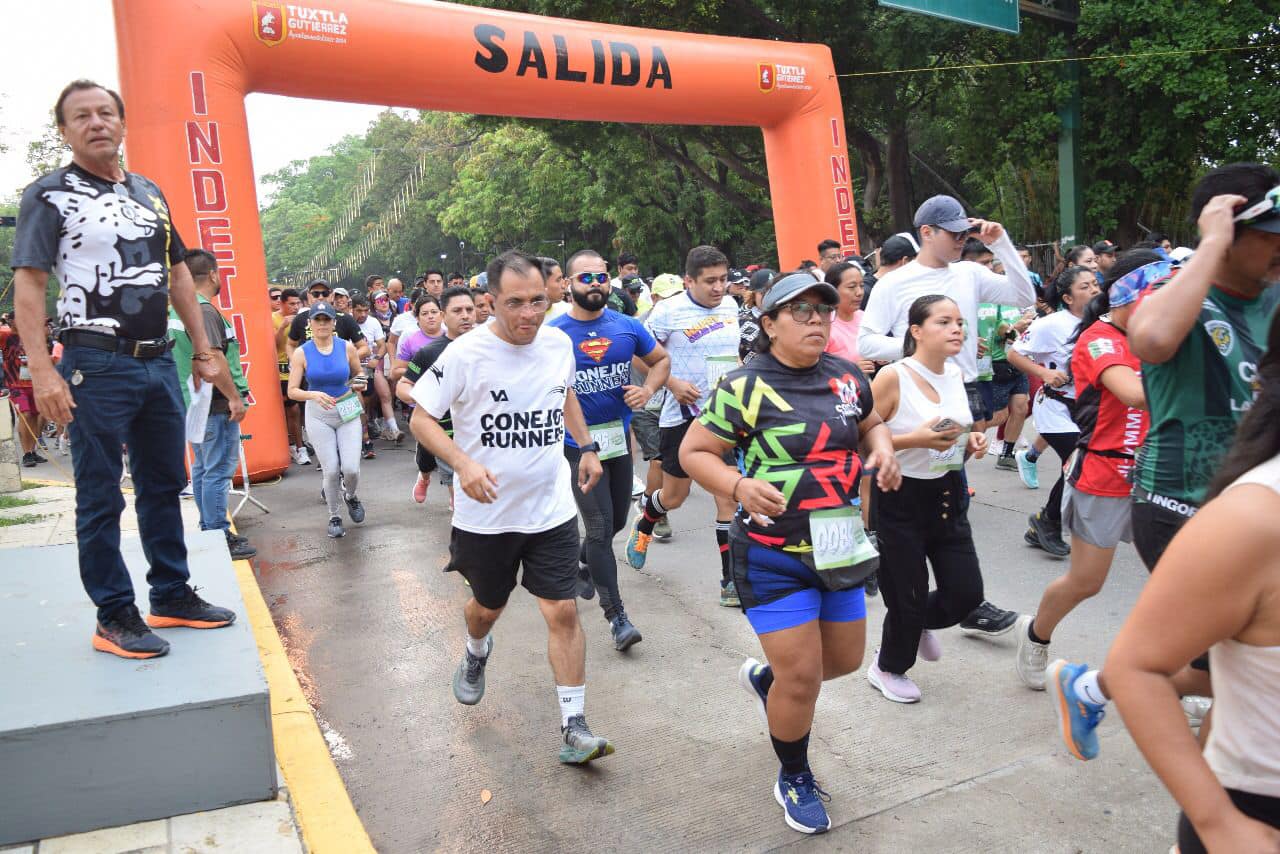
[[257, 0, 1279, 285]]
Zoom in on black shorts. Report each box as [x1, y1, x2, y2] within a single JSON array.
[[280, 379, 297, 407], [445, 517, 580, 609], [1131, 497, 1195, 572], [658, 419, 735, 478], [1132, 497, 1208, 671], [1178, 788, 1280, 854]]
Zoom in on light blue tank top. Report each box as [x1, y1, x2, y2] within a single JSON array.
[[302, 339, 349, 398]]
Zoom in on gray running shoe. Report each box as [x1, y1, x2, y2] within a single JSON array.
[[452, 635, 493, 705], [327, 516, 345, 539], [995, 454, 1018, 471], [559, 714, 614, 764], [609, 610, 642, 651], [653, 516, 672, 541], [720, 580, 741, 608], [345, 493, 365, 524], [1015, 615, 1049, 690]]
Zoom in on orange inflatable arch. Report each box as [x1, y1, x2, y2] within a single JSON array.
[[113, 0, 860, 480]]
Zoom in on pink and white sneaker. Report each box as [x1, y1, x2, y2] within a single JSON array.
[[412, 474, 429, 504], [918, 629, 942, 662], [868, 653, 921, 704]]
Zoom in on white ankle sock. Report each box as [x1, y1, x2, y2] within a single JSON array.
[[466, 634, 488, 658], [1073, 669, 1108, 706], [556, 684, 585, 727]]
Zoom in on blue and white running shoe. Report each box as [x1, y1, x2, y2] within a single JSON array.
[[774, 770, 832, 834], [1047, 659, 1105, 761]]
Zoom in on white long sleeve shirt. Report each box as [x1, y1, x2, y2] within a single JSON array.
[[857, 232, 1036, 381]]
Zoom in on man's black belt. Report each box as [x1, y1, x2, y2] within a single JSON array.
[[60, 330, 174, 359]]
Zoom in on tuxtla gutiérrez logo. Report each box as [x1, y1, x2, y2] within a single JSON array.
[[254, 0, 350, 47]]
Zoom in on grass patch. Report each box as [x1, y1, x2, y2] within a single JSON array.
[[0, 513, 46, 527], [21, 480, 43, 490], [0, 495, 38, 510]]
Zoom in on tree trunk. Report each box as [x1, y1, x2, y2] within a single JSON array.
[[886, 118, 914, 234], [848, 125, 883, 246]]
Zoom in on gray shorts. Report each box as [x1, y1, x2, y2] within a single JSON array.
[[631, 409, 661, 461], [1061, 483, 1133, 549], [438, 457, 454, 487]]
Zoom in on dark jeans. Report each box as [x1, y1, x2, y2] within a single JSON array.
[[872, 471, 984, 674], [60, 346, 190, 619], [565, 444, 633, 610]]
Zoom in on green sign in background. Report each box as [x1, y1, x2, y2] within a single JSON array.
[[879, 0, 1020, 34]]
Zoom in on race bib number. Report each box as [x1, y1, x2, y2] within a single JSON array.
[[809, 506, 878, 571], [335, 392, 363, 424], [705, 354, 736, 390], [929, 433, 969, 472], [588, 420, 627, 461]]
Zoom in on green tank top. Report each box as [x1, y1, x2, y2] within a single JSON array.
[[1134, 283, 1278, 505]]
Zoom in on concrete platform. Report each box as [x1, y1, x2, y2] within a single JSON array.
[[0, 530, 275, 846]]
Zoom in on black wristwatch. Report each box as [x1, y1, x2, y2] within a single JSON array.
[[581, 441, 602, 454]]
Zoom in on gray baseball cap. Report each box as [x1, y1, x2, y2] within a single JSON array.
[[913, 195, 971, 232], [760, 272, 838, 314]]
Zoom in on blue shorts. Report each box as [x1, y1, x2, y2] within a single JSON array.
[[736, 543, 867, 634]]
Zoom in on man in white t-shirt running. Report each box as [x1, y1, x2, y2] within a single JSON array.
[[410, 249, 612, 765], [858, 194, 1032, 638], [626, 245, 743, 607]]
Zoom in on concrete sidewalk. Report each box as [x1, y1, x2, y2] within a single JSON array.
[[0, 479, 307, 854]]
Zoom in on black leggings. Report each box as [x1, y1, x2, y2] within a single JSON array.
[[565, 445, 634, 611], [1040, 431, 1079, 524], [1177, 788, 1280, 854], [416, 442, 436, 475], [872, 471, 985, 675]]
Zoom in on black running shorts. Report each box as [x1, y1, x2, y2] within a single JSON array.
[[445, 518, 580, 609], [659, 419, 735, 478]]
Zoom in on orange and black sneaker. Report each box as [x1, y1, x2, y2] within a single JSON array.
[[93, 603, 170, 659], [147, 586, 236, 630]]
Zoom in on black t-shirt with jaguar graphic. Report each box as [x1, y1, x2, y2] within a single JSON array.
[[12, 163, 187, 341]]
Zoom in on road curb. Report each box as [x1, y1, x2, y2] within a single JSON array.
[[231, 555, 375, 853]]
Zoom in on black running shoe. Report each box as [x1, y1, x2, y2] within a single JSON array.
[[575, 564, 596, 600], [863, 572, 879, 598], [21, 451, 39, 467], [362, 441, 376, 460], [93, 603, 169, 659], [1027, 511, 1071, 557], [344, 494, 365, 524], [959, 601, 1019, 637], [224, 530, 258, 560], [147, 586, 236, 630], [609, 609, 642, 651]]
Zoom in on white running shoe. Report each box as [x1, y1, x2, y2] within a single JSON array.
[[867, 654, 921, 703], [1015, 615, 1049, 690], [295, 446, 312, 466], [632, 476, 645, 498]]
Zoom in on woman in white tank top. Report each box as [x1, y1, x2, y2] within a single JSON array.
[[1105, 306, 1280, 853], [865, 295, 992, 703]]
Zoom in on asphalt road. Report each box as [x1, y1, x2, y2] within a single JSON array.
[[237, 434, 1177, 853]]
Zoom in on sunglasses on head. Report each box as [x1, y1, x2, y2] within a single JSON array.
[[1234, 186, 1280, 225], [575, 272, 610, 285]]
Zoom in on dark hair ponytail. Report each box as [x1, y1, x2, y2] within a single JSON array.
[[1070, 249, 1164, 344], [1205, 309, 1280, 501], [1048, 265, 1089, 311], [902, 294, 956, 358]]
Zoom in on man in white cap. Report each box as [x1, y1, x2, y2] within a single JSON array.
[[858, 194, 1035, 638]]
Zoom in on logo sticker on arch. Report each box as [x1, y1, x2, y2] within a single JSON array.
[[253, 0, 287, 46], [758, 63, 776, 92]]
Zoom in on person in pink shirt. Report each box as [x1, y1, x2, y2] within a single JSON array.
[[824, 261, 876, 374]]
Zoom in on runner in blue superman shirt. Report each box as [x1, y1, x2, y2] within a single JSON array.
[[549, 249, 671, 652]]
